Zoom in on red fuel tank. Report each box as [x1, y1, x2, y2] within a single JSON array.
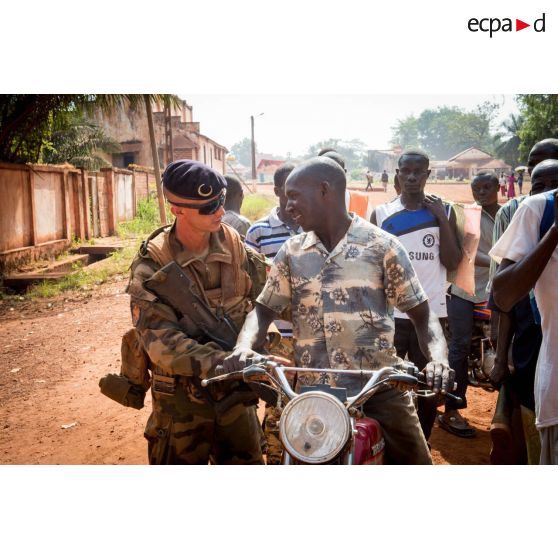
[[353, 417, 385, 465]]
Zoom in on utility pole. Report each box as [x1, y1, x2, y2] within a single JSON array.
[[144, 94, 167, 225], [163, 98, 174, 166], [250, 112, 264, 184], [250, 115, 256, 181]]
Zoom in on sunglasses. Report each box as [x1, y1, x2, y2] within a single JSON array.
[[170, 190, 226, 215]]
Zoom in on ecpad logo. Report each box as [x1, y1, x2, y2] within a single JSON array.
[[468, 13, 546, 37]]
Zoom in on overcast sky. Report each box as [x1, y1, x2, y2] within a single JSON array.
[[185, 94, 518, 157]]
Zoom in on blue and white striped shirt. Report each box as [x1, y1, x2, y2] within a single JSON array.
[[245, 206, 302, 336]]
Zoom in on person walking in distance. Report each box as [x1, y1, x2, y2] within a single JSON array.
[[381, 169, 389, 192]]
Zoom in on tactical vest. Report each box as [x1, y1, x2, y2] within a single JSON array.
[[143, 223, 254, 333]]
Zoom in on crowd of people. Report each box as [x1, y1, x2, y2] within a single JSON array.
[[499, 170, 525, 199], [105, 137, 558, 465]]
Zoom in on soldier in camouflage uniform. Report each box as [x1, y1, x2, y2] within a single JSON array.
[[126, 160, 265, 465], [224, 157, 456, 464]]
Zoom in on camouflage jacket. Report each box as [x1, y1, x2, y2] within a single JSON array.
[[127, 222, 266, 381]]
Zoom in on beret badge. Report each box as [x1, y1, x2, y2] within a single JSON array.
[[197, 183, 213, 197]]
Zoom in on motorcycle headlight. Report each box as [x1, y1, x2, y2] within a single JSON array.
[[279, 391, 351, 464]]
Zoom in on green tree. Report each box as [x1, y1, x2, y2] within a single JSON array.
[[305, 138, 368, 170], [229, 137, 254, 167], [493, 113, 524, 168], [391, 116, 419, 149], [42, 111, 121, 170], [391, 103, 499, 159], [0, 94, 180, 164], [517, 94, 558, 160]]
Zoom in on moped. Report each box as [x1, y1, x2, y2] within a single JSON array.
[[203, 357, 460, 464]]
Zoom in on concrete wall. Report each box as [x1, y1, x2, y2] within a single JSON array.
[[0, 163, 159, 273], [0, 167, 33, 252], [115, 171, 134, 222]]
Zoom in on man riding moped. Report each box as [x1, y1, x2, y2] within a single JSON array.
[[222, 157, 455, 464]]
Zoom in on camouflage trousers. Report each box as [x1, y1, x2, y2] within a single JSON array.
[[145, 382, 264, 465], [263, 404, 283, 465]]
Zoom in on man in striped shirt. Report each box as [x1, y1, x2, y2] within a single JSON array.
[[245, 162, 301, 463]]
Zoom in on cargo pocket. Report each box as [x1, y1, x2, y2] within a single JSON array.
[[144, 412, 173, 465]]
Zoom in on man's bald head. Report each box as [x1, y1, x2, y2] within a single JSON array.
[[530, 158, 558, 195], [528, 139, 558, 175], [287, 156, 347, 192]]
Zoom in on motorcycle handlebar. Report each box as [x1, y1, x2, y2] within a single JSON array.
[[203, 360, 462, 405]]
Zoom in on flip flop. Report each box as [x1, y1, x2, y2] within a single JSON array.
[[438, 413, 476, 438]]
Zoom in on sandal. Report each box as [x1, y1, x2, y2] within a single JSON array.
[[438, 411, 476, 438]]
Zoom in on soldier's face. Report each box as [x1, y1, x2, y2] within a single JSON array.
[[169, 194, 225, 233]]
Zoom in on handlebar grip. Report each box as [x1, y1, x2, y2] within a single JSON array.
[[201, 370, 244, 387]]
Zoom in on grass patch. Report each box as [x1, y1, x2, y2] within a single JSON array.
[[25, 243, 139, 299], [241, 193, 276, 222], [117, 196, 172, 239]]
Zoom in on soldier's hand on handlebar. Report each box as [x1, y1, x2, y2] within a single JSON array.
[[222, 347, 263, 374], [423, 361, 455, 394]]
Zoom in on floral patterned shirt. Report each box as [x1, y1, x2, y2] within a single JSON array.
[[257, 214, 428, 396]]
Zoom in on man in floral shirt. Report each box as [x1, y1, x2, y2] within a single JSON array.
[[224, 157, 454, 464]]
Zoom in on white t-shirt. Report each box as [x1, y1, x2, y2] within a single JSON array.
[[489, 191, 558, 429], [375, 197, 448, 319]]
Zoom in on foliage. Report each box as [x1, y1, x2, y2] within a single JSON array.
[[0, 94, 180, 164], [516, 95, 558, 160], [304, 138, 368, 171], [241, 193, 276, 222], [391, 102, 499, 159], [350, 168, 365, 181], [41, 111, 121, 170], [392, 116, 418, 149], [494, 113, 524, 168], [230, 137, 254, 167], [117, 195, 173, 238]]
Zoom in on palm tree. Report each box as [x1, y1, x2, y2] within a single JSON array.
[[494, 114, 524, 169], [41, 112, 122, 170], [0, 94, 180, 164]]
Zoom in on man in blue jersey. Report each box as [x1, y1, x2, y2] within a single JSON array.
[[371, 149, 462, 441]]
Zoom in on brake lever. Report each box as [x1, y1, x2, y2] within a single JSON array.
[[415, 374, 463, 406]]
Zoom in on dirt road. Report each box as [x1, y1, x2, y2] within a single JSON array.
[[0, 275, 496, 465]]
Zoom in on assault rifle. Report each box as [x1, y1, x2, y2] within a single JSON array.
[[144, 261, 239, 351]]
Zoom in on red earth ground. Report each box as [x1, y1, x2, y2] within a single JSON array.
[[0, 181, 517, 465]]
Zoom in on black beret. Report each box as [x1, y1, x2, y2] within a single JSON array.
[[162, 160, 227, 200]]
